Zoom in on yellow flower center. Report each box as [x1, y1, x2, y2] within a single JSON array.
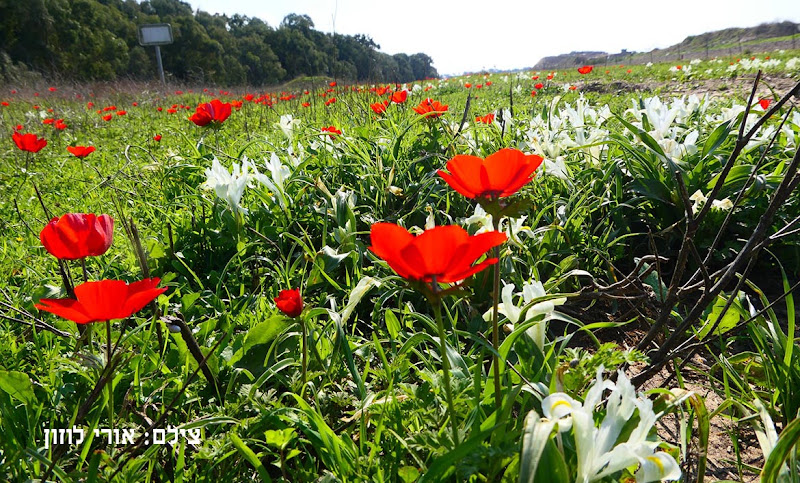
[[646, 455, 665, 474]]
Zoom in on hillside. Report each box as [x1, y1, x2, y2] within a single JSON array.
[[534, 20, 800, 69]]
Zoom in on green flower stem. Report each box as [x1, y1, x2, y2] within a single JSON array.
[[491, 219, 503, 413], [432, 302, 459, 445], [300, 316, 308, 388]]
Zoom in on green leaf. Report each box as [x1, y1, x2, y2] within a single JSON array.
[[385, 310, 401, 340], [701, 120, 732, 159], [761, 414, 800, 483], [229, 433, 273, 483], [243, 315, 292, 354], [697, 293, 746, 340], [398, 466, 420, 483], [0, 370, 34, 404]]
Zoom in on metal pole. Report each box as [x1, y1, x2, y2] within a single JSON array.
[[155, 45, 165, 85]]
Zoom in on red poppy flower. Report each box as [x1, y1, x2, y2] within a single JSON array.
[[274, 288, 303, 318], [486, 81, 492, 86], [189, 99, 231, 126], [49, 87, 57, 92], [167, 108, 177, 114], [759, 99, 771, 110], [116, 110, 126, 116], [534, 83, 544, 90], [475, 113, 495, 124], [464, 83, 472, 88], [413, 98, 448, 117], [153, 134, 162, 142], [35, 278, 167, 324], [532, 75, 539, 80], [321, 125, 342, 138], [370, 101, 389, 114], [54, 120, 67, 130], [12, 132, 47, 153], [437, 148, 543, 200], [102, 114, 113, 121], [302, 102, 310, 108], [568, 85, 577, 91], [40, 213, 114, 260], [390, 90, 408, 104], [369, 224, 506, 283], [329, 81, 337, 87], [43, 118, 55, 125], [577, 65, 593, 74], [530, 91, 537, 97], [67, 146, 95, 158], [325, 97, 337, 106], [1, 102, 8, 107]]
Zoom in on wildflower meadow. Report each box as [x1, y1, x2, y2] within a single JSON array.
[[1, 51, 800, 482]]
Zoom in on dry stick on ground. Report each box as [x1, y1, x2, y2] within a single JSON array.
[[634, 73, 799, 350], [631, 78, 800, 385]]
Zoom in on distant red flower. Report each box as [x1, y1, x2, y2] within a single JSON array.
[[675, 65, 682, 70], [102, 114, 113, 121], [390, 90, 408, 104], [534, 83, 544, 90], [371, 100, 389, 114], [40, 213, 114, 260], [464, 83, 472, 88], [626, 69, 632, 74], [1, 102, 8, 107], [577, 65, 593, 74], [486, 81, 492, 86], [325, 97, 337, 106], [568, 85, 577, 91], [437, 148, 543, 200], [244, 93, 255, 101], [329, 81, 337, 87], [116, 110, 126, 116], [302, 102, 310, 108], [274, 288, 303, 318], [67, 146, 95, 158], [189, 99, 231, 126], [35, 278, 167, 324], [153, 134, 162, 142], [166, 108, 177, 114], [48, 87, 57, 92], [230, 100, 243, 110], [546, 74, 554, 80], [321, 125, 342, 138], [43, 118, 55, 125], [413, 98, 448, 118], [532, 75, 539, 80], [530, 91, 537, 97], [759, 99, 771, 110], [87, 102, 94, 108], [54, 120, 67, 130], [12, 132, 47, 152], [475, 113, 495, 124], [369, 224, 506, 284], [157, 107, 163, 112], [132, 102, 138, 107]]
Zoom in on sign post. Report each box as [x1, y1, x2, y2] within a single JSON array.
[[138, 24, 173, 85]]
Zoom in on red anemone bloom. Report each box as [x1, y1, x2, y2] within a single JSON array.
[[475, 113, 495, 124], [35, 278, 167, 324], [189, 99, 231, 126], [40, 213, 114, 260], [437, 148, 543, 199], [12, 132, 47, 153], [412, 98, 448, 117], [321, 125, 342, 138], [390, 90, 408, 104], [369, 224, 506, 283], [370, 100, 389, 114], [577, 65, 593, 74], [759, 99, 771, 110], [274, 288, 303, 318], [67, 146, 96, 158], [102, 114, 113, 121], [153, 134, 162, 142]]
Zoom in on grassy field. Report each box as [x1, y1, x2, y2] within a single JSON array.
[[1, 51, 800, 482]]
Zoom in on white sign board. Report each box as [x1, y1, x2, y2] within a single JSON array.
[[138, 24, 173, 46]]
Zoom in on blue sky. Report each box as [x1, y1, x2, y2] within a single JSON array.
[[187, 0, 800, 75]]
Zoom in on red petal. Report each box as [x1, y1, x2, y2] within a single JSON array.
[[369, 223, 418, 279]]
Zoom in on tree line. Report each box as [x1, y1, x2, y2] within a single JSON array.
[[0, 0, 439, 86]]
